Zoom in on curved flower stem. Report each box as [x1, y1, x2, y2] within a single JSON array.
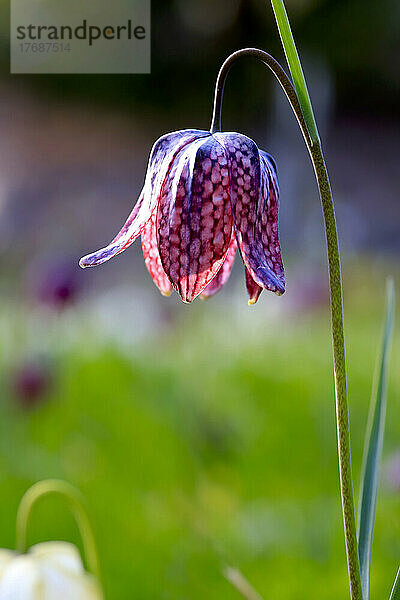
[[16, 479, 102, 585], [210, 48, 310, 146], [210, 48, 363, 600]]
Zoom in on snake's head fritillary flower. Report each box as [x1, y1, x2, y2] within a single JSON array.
[[0, 542, 102, 599], [79, 129, 285, 304]]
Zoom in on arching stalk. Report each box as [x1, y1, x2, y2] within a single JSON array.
[[210, 48, 363, 600], [16, 479, 102, 586]]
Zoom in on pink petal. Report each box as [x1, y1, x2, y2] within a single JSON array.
[[201, 235, 237, 299], [215, 133, 285, 295], [79, 129, 208, 269], [245, 267, 263, 305], [141, 209, 172, 297], [157, 136, 233, 302]]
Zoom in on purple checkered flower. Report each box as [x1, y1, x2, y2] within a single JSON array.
[[79, 129, 285, 304]]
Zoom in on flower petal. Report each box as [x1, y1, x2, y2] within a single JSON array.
[[245, 267, 263, 305], [215, 133, 285, 295], [0, 549, 15, 577], [0, 555, 42, 598], [157, 135, 233, 302], [141, 209, 172, 297], [258, 150, 285, 293], [79, 192, 144, 268], [201, 234, 237, 299], [32, 542, 103, 599], [30, 542, 84, 576], [79, 129, 208, 269]]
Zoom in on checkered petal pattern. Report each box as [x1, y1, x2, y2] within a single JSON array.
[[79, 129, 284, 304]]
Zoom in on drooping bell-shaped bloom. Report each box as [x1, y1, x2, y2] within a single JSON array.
[[79, 129, 285, 304], [0, 542, 102, 599]]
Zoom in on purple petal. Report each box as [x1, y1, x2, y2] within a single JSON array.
[[79, 192, 144, 268], [79, 129, 209, 269], [201, 234, 237, 299], [157, 135, 233, 302], [215, 133, 285, 295]]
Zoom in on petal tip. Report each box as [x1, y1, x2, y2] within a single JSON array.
[[180, 293, 195, 304], [248, 297, 258, 306], [79, 256, 89, 269], [160, 290, 172, 297], [274, 281, 285, 296]]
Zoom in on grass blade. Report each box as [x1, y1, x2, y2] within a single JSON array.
[[358, 279, 395, 599], [223, 566, 264, 600], [269, 0, 319, 144], [389, 568, 400, 600]]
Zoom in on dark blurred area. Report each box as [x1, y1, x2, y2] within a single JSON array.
[[1, 0, 399, 116], [0, 0, 398, 294]]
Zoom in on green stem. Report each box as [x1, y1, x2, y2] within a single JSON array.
[[210, 49, 362, 600], [309, 142, 362, 600], [210, 48, 310, 145], [16, 479, 102, 585]]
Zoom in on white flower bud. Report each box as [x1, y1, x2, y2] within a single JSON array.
[[0, 542, 102, 599]]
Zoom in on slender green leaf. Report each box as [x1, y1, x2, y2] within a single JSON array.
[[358, 279, 395, 599], [269, 0, 320, 144], [389, 568, 400, 600]]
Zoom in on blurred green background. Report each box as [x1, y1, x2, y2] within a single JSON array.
[[0, 0, 399, 598]]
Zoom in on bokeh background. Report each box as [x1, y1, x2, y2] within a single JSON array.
[[0, 0, 399, 598]]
